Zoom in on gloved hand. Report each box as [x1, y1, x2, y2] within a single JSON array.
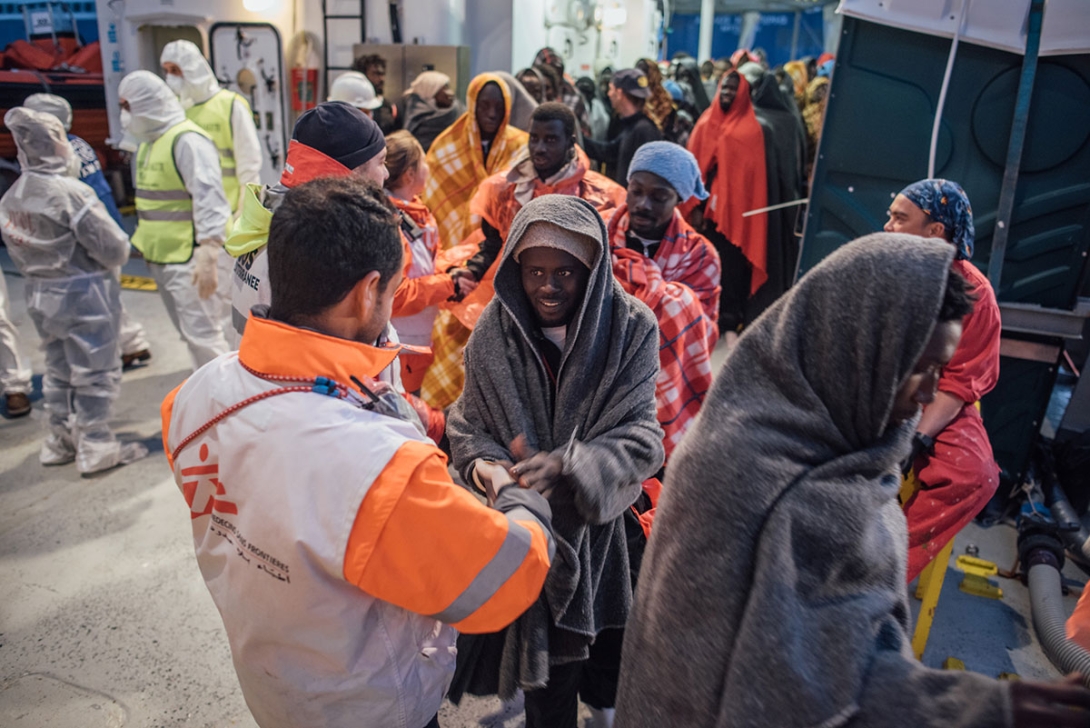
[[191, 243, 220, 299]]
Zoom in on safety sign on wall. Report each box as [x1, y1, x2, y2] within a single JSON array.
[[210, 23, 288, 186]]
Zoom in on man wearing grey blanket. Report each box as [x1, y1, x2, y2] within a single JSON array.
[[448, 194, 664, 728], [614, 232, 1090, 728]]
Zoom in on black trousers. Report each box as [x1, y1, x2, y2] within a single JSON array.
[[421, 714, 439, 728], [523, 628, 625, 728], [703, 224, 752, 333]]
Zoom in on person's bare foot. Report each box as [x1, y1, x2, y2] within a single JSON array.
[[5, 392, 31, 417]]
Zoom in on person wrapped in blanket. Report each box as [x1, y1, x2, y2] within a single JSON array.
[[447, 194, 663, 728], [605, 142, 719, 461], [422, 102, 625, 409]]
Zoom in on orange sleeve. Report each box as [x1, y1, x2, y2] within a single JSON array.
[[344, 441, 552, 633], [160, 381, 186, 470], [392, 236, 457, 317]]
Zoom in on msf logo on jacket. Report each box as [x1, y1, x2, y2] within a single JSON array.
[[181, 442, 237, 519]]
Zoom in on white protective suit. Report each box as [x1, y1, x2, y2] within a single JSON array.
[[0, 272, 32, 396], [161, 40, 263, 345], [0, 107, 147, 473], [22, 92, 153, 360], [119, 71, 230, 369]]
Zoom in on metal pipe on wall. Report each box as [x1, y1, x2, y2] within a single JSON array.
[[698, 0, 714, 62]]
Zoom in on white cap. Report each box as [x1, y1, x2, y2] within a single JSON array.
[[328, 72, 383, 111]]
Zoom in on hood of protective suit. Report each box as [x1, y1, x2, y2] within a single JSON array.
[[23, 93, 73, 131], [160, 40, 221, 108], [5, 107, 77, 176], [118, 70, 187, 146]]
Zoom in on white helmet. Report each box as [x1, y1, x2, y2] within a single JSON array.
[[328, 72, 383, 111]]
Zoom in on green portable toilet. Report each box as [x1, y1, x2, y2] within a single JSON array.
[[799, 0, 1090, 487]]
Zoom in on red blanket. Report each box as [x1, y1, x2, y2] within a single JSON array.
[[612, 246, 716, 460], [607, 205, 722, 326]]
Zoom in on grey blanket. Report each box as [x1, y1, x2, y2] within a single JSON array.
[[495, 71, 539, 132], [615, 233, 1012, 728], [448, 194, 664, 697]]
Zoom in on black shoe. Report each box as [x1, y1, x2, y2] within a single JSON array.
[[5, 392, 31, 417], [122, 349, 152, 369]]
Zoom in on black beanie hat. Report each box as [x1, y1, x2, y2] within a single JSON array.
[[291, 101, 385, 170]]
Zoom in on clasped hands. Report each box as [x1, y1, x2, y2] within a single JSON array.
[[475, 434, 565, 505], [448, 267, 478, 302]]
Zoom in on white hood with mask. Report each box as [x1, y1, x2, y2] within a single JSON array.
[[0, 106, 130, 278], [5, 106, 77, 176], [117, 71, 187, 149], [160, 40, 222, 108]]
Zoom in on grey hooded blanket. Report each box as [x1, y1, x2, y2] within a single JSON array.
[[448, 194, 664, 697], [615, 233, 1012, 728]]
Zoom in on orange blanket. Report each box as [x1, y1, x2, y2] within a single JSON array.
[[422, 74, 529, 251]]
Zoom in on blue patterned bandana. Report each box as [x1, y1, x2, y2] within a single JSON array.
[[899, 178, 975, 260]]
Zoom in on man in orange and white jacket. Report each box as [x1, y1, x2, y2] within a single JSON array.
[[162, 175, 554, 728]]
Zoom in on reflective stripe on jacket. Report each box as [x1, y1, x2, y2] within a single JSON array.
[[187, 89, 247, 213], [162, 313, 552, 728], [132, 119, 211, 264]]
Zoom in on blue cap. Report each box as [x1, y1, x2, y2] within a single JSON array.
[[628, 141, 708, 202]]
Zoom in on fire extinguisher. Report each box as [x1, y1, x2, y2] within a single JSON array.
[[290, 34, 319, 112], [290, 67, 318, 112]]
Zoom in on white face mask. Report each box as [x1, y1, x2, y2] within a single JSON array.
[[119, 109, 132, 129], [166, 73, 186, 96]]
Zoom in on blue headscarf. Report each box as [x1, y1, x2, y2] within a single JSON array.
[[898, 178, 975, 260]]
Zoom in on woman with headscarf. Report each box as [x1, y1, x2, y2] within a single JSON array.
[[576, 76, 611, 142], [517, 67, 548, 104], [783, 59, 809, 107], [673, 56, 711, 116], [615, 233, 1090, 728], [686, 70, 767, 337], [398, 70, 464, 153], [635, 58, 675, 132]]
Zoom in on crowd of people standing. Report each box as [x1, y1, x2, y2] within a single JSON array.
[[2, 38, 1088, 728]]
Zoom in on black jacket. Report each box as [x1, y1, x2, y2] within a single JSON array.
[[581, 111, 661, 184]]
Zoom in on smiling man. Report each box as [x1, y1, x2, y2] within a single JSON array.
[[449, 194, 663, 728], [883, 178, 1002, 581]]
